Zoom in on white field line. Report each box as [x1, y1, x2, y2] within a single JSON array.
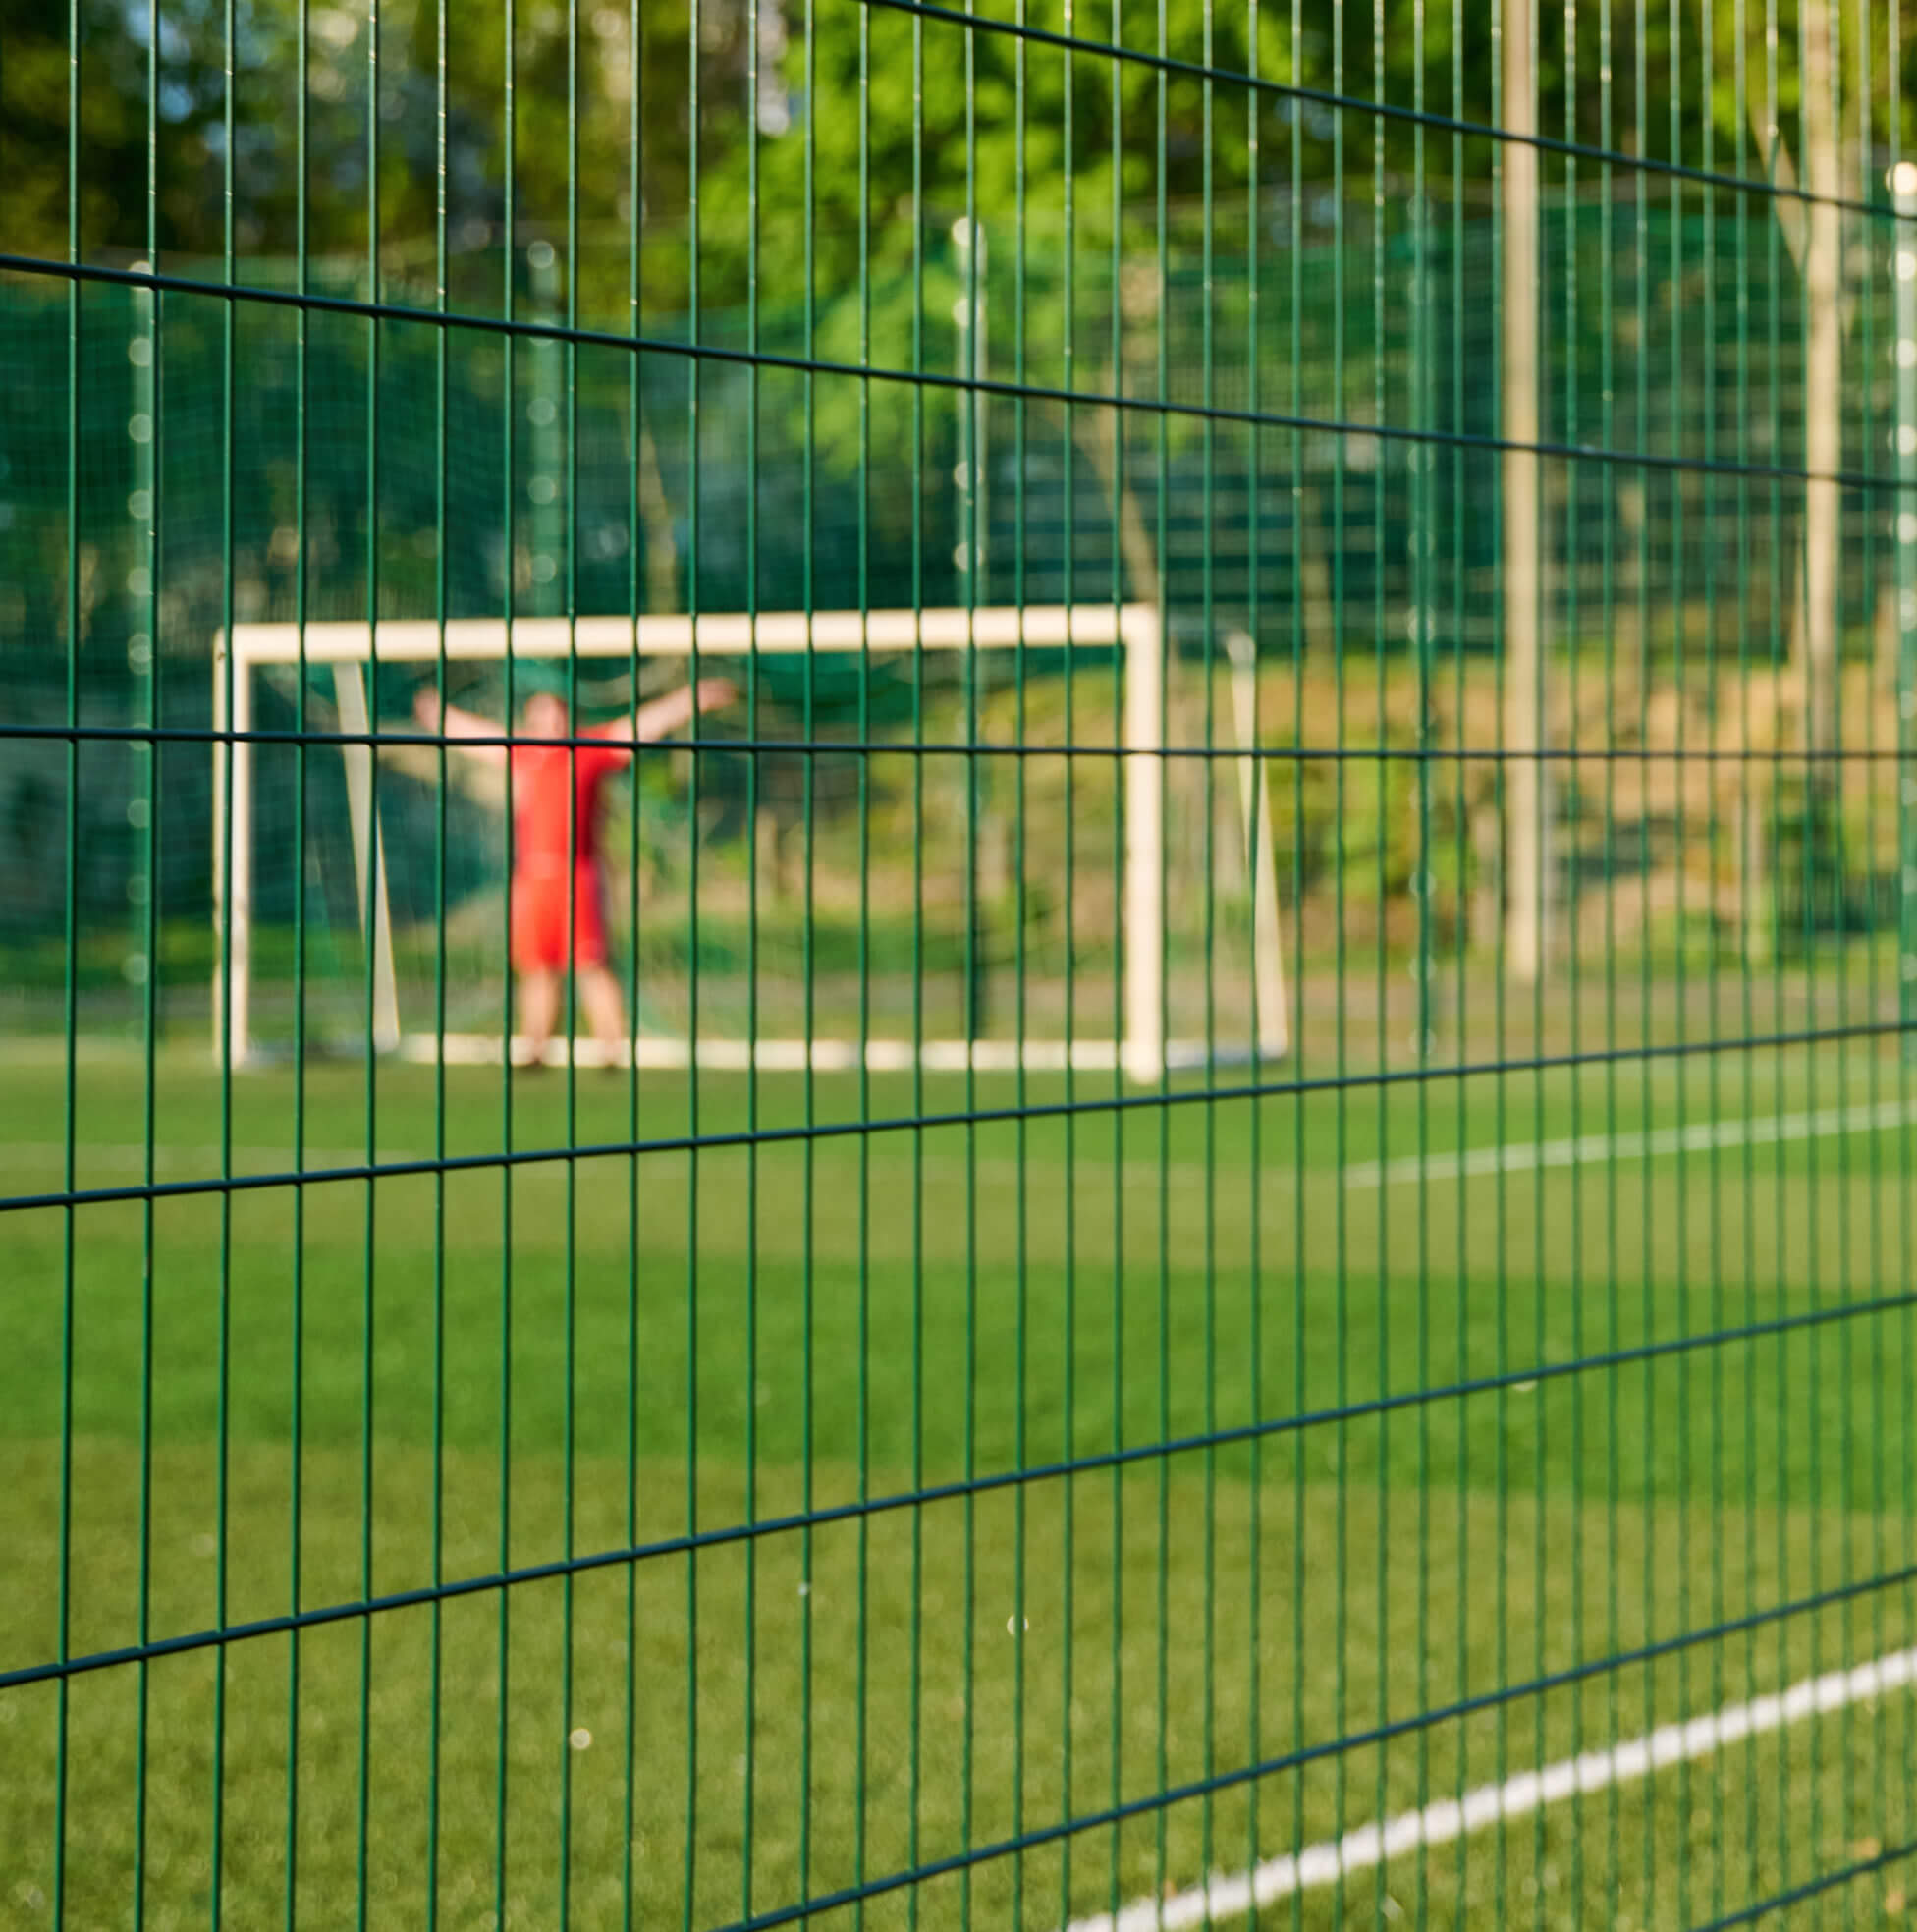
[[1343, 1096, 1917, 1190], [1062, 1644, 1917, 1932]]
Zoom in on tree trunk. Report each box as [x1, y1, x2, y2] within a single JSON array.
[[1502, 0, 1546, 983], [1075, 384, 1163, 611], [1294, 471, 1337, 656], [1799, 0, 1842, 774], [632, 404, 681, 615]]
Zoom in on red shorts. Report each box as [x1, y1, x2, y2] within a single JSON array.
[[512, 862, 608, 973]]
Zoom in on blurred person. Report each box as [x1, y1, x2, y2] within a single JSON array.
[[415, 670, 736, 1065]]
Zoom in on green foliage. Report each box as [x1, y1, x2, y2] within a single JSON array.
[[0, 0, 737, 322], [23, 2, 1917, 311]]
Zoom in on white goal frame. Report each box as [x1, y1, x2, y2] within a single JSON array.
[[211, 605, 1287, 1080]]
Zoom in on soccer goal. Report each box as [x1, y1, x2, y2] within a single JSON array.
[[211, 605, 1287, 1080]]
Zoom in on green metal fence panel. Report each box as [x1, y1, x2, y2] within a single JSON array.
[[6, 1, 1917, 1926]]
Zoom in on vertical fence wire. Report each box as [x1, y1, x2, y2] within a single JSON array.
[[427, 0, 453, 1910], [56, 6, 82, 1925], [12, 3, 1917, 1928]]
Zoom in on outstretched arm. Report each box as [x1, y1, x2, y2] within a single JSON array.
[[595, 677, 739, 745], [414, 689, 508, 766]]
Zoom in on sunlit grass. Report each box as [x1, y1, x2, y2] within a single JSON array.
[[6, 1039, 1917, 1925]]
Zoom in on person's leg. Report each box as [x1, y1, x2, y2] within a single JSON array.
[[519, 968, 561, 1065], [578, 966, 628, 1060], [512, 868, 565, 1066], [570, 863, 625, 1063]]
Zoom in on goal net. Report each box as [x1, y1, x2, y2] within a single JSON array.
[[211, 605, 1286, 1080]]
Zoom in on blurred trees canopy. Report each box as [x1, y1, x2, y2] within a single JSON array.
[[4, 0, 1915, 624], [10, 2, 1914, 302]]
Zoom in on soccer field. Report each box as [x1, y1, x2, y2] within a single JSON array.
[[14, 0, 1917, 1914], [8, 1032, 1917, 1928]]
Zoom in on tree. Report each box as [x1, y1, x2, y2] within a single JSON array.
[[1, 0, 235, 260]]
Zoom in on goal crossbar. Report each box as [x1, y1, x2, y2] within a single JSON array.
[[219, 605, 1150, 664], [211, 604, 1286, 1080]]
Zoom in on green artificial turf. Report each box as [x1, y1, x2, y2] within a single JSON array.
[[6, 1038, 1917, 1926]]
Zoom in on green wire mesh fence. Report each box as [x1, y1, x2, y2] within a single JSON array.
[[7, 0, 1917, 1925]]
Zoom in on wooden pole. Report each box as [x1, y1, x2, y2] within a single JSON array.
[[1800, 0, 1841, 774], [1225, 630, 1288, 1060]]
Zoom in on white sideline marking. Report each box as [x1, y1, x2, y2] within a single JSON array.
[[1343, 1096, 1917, 1190], [1061, 1644, 1917, 1932]]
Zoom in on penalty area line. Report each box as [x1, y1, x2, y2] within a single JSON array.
[[1059, 1643, 1917, 1932], [1343, 1095, 1917, 1190]]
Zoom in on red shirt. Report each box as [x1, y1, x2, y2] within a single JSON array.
[[509, 727, 629, 880]]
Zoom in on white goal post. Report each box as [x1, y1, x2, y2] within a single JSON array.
[[211, 605, 1287, 1079]]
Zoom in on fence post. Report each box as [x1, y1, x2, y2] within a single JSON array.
[[129, 273, 158, 1005], [1896, 164, 1917, 1058], [1124, 606, 1166, 1082], [1502, 0, 1546, 986], [955, 216, 993, 1045], [527, 238, 565, 618]]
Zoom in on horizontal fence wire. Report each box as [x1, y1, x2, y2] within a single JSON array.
[[9, 1310, 1917, 1694], [3, 251, 1914, 495], [25, 719, 1917, 761], [2, 1015, 1910, 1215]]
